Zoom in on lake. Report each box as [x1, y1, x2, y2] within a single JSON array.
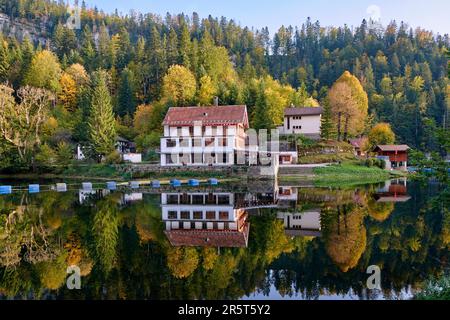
[[0, 178, 448, 300]]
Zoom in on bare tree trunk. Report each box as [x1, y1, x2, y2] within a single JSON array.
[[343, 115, 349, 141], [337, 112, 342, 141]]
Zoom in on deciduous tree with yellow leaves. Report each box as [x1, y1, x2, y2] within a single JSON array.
[[329, 71, 368, 141]]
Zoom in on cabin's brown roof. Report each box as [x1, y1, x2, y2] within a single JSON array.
[[284, 107, 323, 117], [163, 105, 249, 127], [164, 223, 250, 248], [374, 145, 410, 152]]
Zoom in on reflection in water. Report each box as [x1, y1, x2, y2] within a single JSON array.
[[0, 179, 448, 300], [162, 192, 250, 248]]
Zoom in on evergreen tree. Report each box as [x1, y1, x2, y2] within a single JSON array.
[[253, 81, 270, 130], [117, 68, 137, 116], [0, 36, 10, 83], [320, 101, 335, 140], [116, 27, 133, 70], [80, 25, 96, 71], [179, 24, 191, 68], [88, 70, 116, 160], [166, 28, 179, 67]]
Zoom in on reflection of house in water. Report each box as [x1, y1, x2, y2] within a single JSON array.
[[277, 210, 322, 238], [374, 179, 411, 202], [122, 193, 143, 203], [275, 186, 322, 237], [162, 192, 250, 248], [78, 189, 110, 204], [276, 186, 298, 209]]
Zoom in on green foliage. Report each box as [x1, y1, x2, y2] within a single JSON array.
[[415, 274, 450, 300], [320, 101, 335, 140], [88, 70, 117, 160], [314, 163, 392, 187], [0, 3, 447, 174], [56, 141, 72, 166], [92, 196, 120, 273], [117, 67, 137, 116], [368, 123, 396, 148], [105, 150, 123, 164], [24, 50, 62, 92], [162, 65, 197, 106], [0, 35, 10, 82], [35, 144, 58, 167]]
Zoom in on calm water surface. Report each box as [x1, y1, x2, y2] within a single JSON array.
[[0, 179, 448, 300]]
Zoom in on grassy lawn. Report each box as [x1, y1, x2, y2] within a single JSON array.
[[62, 164, 121, 179], [313, 163, 393, 188]]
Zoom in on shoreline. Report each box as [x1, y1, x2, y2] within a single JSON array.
[[0, 163, 408, 189]]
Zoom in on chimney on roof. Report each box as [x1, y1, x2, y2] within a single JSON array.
[[213, 96, 219, 107], [290, 103, 295, 108]]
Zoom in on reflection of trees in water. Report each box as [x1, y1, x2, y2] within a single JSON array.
[[0, 182, 448, 299], [91, 195, 120, 273], [323, 204, 367, 273], [367, 199, 394, 222]]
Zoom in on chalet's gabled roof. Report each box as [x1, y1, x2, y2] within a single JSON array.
[[284, 107, 323, 117], [374, 145, 410, 152], [164, 223, 250, 248], [163, 105, 249, 128]]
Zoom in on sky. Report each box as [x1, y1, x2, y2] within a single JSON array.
[[83, 0, 450, 35]]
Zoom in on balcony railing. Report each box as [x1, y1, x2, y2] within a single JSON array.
[[161, 136, 237, 149]]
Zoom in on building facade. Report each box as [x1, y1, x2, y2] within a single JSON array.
[[279, 107, 323, 138], [374, 145, 410, 171], [277, 210, 322, 238], [160, 105, 250, 167]]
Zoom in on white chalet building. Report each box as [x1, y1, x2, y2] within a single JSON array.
[[279, 106, 323, 139], [160, 105, 249, 167]]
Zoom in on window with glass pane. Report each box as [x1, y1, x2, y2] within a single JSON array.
[[206, 211, 216, 219], [192, 195, 204, 204], [193, 138, 202, 147], [167, 194, 179, 204], [180, 211, 190, 219], [218, 195, 230, 205], [193, 211, 203, 220], [166, 139, 176, 148], [219, 211, 229, 220], [168, 211, 177, 219]]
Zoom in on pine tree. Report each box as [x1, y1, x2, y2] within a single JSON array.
[[148, 26, 167, 99], [0, 36, 10, 83], [116, 27, 133, 70], [253, 81, 270, 130], [88, 70, 116, 160], [117, 68, 137, 116], [320, 101, 335, 140], [179, 24, 191, 68], [80, 25, 96, 71], [166, 28, 179, 67]]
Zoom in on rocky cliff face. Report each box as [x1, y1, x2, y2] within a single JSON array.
[[0, 13, 49, 45]]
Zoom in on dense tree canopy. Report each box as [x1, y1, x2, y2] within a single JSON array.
[[0, 1, 448, 167]]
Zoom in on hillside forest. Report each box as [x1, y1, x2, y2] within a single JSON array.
[[0, 0, 448, 169]]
